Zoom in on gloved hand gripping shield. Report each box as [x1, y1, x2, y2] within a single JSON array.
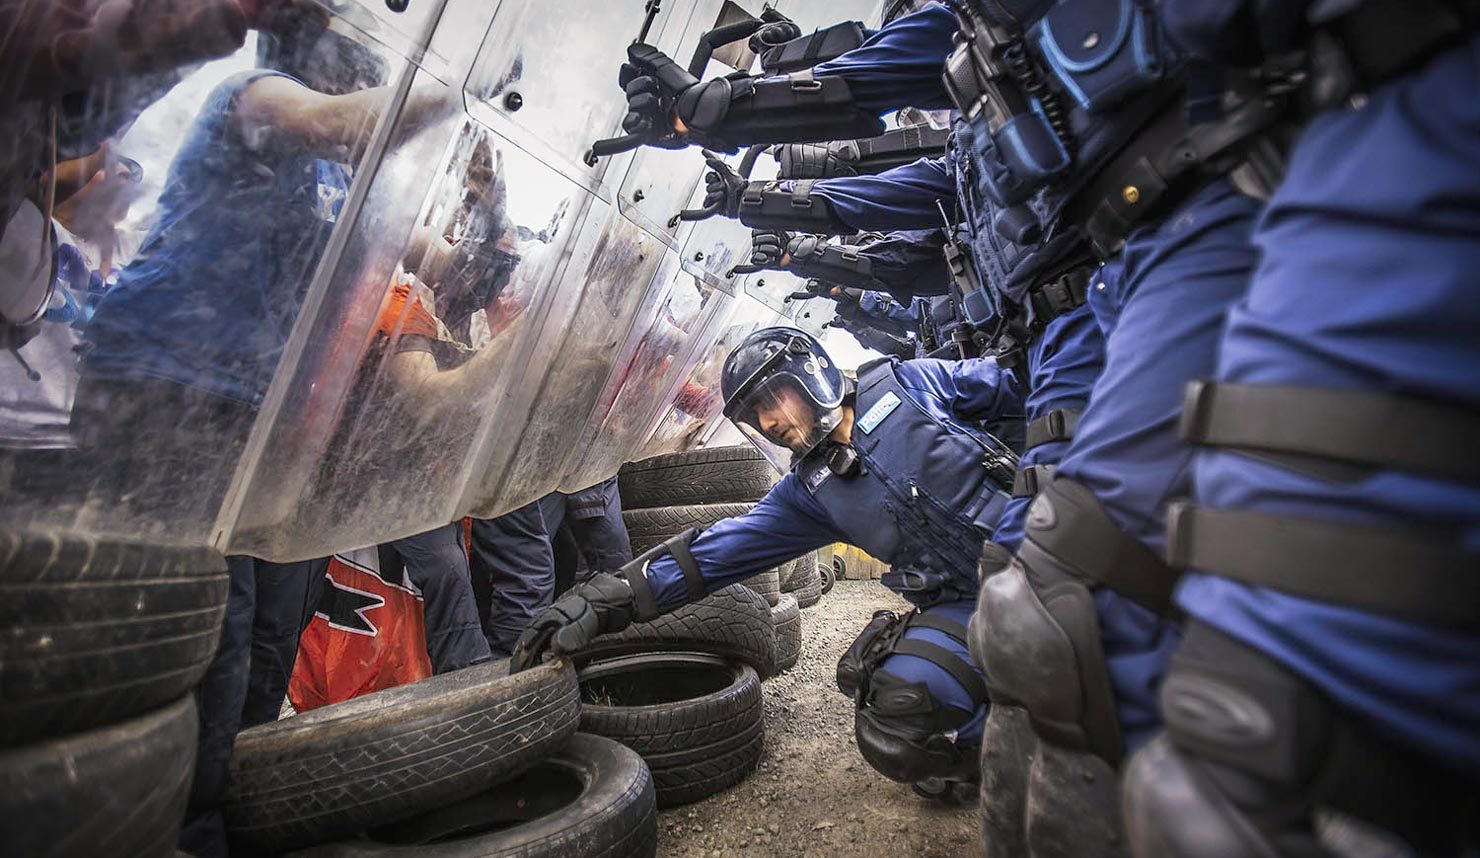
[[720, 326, 848, 474]]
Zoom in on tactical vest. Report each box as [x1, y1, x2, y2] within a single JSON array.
[[796, 359, 1012, 607], [944, 0, 1176, 308], [948, 100, 1169, 310]]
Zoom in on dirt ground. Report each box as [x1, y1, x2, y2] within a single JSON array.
[[657, 579, 982, 858]]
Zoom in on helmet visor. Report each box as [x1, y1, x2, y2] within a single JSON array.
[[729, 376, 840, 472]]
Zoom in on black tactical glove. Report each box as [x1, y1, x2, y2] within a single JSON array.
[[618, 44, 697, 149], [784, 233, 829, 263], [748, 20, 802, 54], [619, 44, 750, 151], [731, 229, 794, 274], [509, 572, 636, 672], [701, 150, 749, 217]]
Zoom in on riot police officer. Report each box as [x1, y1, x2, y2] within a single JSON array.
[[1119, 3, 1480, 856], [511, 326, 1023, 801], [617, 6, 1280, 856]]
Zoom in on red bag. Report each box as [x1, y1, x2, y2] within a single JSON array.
[[288, 548, 432, 712]]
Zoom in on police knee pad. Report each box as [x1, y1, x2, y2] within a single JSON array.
[[1125, 621, 1479, 858], [838, 609, 987, 788], [976, 474, 1188, 765], [854, 668, 980, 787], [967, 541, 1014, 677], [975, 553, 1121, 762]]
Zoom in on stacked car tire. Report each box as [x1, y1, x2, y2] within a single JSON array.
[[563, 445, 801, 808], [0, 528, 661, 857], [232, 659, 659, 857], [3, 448, 830, 853], [0, 530, 228, 858]]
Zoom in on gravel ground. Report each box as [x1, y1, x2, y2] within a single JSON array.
[[657, 578, 982, 858]]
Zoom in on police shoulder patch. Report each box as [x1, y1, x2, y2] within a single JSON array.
[[856, 391, 901, 435]]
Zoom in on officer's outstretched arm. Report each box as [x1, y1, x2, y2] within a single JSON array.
[[943, 357, 1028, 423], [895, 357, 1027, 426], [844, 323, 916, 360], [639, 477, 843, 609], [738, 231, 890, 293], [834, 290, 916, 340], [619, 44, 884, 154], [510, 476, 842, 672], [855, 229, 952, 300], [617, 4, 956, 154]]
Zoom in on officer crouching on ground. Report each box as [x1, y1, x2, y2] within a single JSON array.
[[512, 325, 1023, 801]]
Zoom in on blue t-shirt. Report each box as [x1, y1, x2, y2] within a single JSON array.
[[83, 70, 352, 406]]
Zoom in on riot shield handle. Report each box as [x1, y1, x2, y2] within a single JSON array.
[[584, 0, 665, 166]]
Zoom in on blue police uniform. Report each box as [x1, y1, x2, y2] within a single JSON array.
[[1168, 4, 1480, 780], [826, 292, 918, 359], [642, 356, 1022, 769], [766, 155, 1103, 555], [1118, 7, 1480, 856], [919, 3, 1264, 765], [811, 2, 961, 113], [843, 290, 919, 340], [848, 229, 951, 303], [1051, 179, 1261, 751]]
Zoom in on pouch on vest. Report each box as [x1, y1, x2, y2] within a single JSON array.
[[962, 113, 1057, 211], [1031, 0, 1164, 113], [946, 11, 1071, 202], [838, 609, 907, 700]]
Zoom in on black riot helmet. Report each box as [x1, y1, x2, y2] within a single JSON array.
[[721, 326, 850, 470]]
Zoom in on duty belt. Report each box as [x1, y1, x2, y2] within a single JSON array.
[[991, 263, 1093, 383], [1026, 266, 1091, 329]]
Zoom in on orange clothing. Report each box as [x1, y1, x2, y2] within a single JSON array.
[[373, 280, 440, 340]]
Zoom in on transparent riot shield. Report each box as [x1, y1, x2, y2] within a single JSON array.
[[457, 207, 668, 520], [0, 0, 895, 560], [635, 288, 794, 462], [556, 254, 729, 493], [224, 117, 585, 559], [0, 2, 441, 554]]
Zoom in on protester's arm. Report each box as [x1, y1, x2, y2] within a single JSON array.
[[234, 77, 445, 161]]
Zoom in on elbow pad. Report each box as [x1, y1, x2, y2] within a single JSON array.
[[756, 21, 868, 75], [621, 527, 707, 620], [775, 124, 952, 179]]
